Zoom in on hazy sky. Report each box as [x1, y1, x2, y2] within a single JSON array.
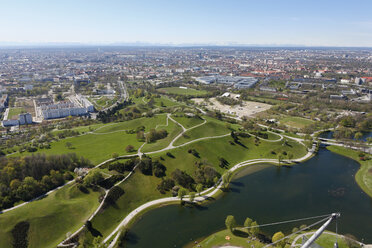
[[1, 0, 372, 46]]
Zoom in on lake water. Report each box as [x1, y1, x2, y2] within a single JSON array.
[[124, 148, 372, 247]]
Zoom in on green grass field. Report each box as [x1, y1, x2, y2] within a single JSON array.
[[280, 116, 315, 129], [154, 135, 307, 176], [173, 116, 235, 146], [3, 113, 309, 247], [132, 95, 181, 108], [8, 107, 26, 119], [94, 115, 167, 134], [0, 184, 101, 248], [157, 87, 209, 96], [195, 228, 263, 248], [327, 146, 372, 198], [141, 118, 183, 153], [90, 169, 165, 238], [171, 114, 205, 129], [13, 116, 171, 164]]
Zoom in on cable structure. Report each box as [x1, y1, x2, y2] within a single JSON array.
[[263, 215, 332, 248], [243, 213, 333, 230]]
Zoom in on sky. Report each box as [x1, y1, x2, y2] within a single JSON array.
[[1, 0, 372, 47]]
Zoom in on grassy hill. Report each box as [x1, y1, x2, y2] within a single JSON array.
[[0, 184, 101, 248]]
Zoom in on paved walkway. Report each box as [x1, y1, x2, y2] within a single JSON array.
[[105, 146, 315, 246]]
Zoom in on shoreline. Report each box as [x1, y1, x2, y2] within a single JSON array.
[[103, 144, 316, 247]]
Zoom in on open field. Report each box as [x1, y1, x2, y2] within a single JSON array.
[[0, 184, 101, 248], [90, 131, 307, 240], [193, 98, 271, 119], [173, 116, 235, 146], [171, 114, 205, 129], [279, 116, 315, 129], [8, 107, 26, 119], [194, 228, 263, 248], [155, 135, 307, 176], [3, 113, 308, 247], [158, 87, 209, 96], [326, 146, 372, 198], [132, 95, 182, 108], [12, 116, 171, 164], [141, 117, 183, 152], [90, 169, 165, 239]]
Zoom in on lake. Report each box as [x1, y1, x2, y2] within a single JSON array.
[[124, 148, 372, 247]]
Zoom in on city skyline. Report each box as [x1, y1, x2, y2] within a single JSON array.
[[1, 0, 372, 47]]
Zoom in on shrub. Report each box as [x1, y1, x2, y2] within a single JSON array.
[[11, 221, 30, 248], [103, 186, 125, 209]]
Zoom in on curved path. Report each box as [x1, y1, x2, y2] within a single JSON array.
[[105, 145, 315, 247]]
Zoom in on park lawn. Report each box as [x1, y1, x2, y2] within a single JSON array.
[[195, 228, 263, 248], [90, 169, 166, 239], [141, 118, 183, 153], [157, 87, 208, 96], [326, 146, 372, 198], [280, 116, 315, 129], [8, 107, 26, 119], [92, 134, 306, 241], [153, 135, 307, 176], [171, 114, 205, 129], [52, 123, 106, 135], [153, 96, 181, 107], [12, 131, 141, 165], [94, 115, 167, 134], [263, 131, 282, 140], [291, 231, 349, 248], [173, 116, 235, 146], [0, 184, 101, 248]]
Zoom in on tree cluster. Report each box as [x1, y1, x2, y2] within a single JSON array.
[[138, 157, 167, 178], [146, 129, 168, 143], [0, 153, 92, 210]]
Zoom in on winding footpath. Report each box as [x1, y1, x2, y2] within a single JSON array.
[[104, 144, 315, 247], [1, 111, 315, 248]]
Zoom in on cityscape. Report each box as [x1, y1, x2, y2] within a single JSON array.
[[0, 1, 371, 248]]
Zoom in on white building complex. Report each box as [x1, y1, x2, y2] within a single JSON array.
[[195, 75, 259, 89], [2, 113, 33, 127], [37, 95, 95, 120]]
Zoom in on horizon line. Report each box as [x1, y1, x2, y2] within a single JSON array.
[[0, 41, 372, 49]]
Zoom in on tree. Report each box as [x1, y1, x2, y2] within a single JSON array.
[[222, 171, 231, 189], [292, 227, 299, 233], [225, 215, 237, 233], [84, 171, 104, 187], [112, 152, 119, 159], [250, 221, 259, 236], [178, 187, 187, 201], [125, 145, 135, 153], [272, 231, 286, 248], [65, 142, 73, 149], [189, 192, 195, 202], [244, 217, 253, 230], [354, 132, 363, 141], [92, 236, 105, 248], [196, 184, 203, 196], [277, 155, 283, 166], [367, 137, 372, 144]]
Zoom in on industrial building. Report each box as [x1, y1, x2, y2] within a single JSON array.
[[195, 75, 258, 89]]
